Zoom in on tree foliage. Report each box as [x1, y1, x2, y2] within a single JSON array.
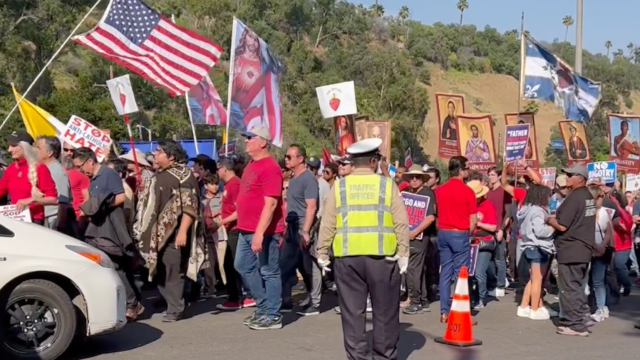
[[1, 0, 639, 166]]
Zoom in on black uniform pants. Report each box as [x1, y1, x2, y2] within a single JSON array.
[[335, 256, 401, 360], [224, 230, 244, 302], [156, 241, 190, 316], [407, 238, 427, 305], [558, 262, 589, 332], [424, 236, 439, 301]]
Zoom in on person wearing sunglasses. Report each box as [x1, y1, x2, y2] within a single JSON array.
[[546, 164, 596, 337]]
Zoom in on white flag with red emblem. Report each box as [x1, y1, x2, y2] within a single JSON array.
[[404, 148, 413, 168], [106, 75, 139, 115], [315, 81, 357, 119]]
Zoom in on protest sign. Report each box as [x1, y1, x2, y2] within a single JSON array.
[[540, 167, 557, 189], [63, 116, 112, 162], [626, 173, 640, 192], [106, 74, 139, 115], [587, 161, 617, 184], [316, 81, 358, 119], [469, 243, 480, 276], [504, 124, 530, 162], [401, 192, 430, 240], [218, 140, 237, 157], [0, 205, 32, 223]]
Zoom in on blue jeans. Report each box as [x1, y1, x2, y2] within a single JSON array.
[[234, 232, 282, 318], [438, 230, 470, 315], [613, 249, 632, 290], [474, 250, 493, 304], [590, 257, 608, 310]]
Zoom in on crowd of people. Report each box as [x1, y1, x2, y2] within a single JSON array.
[[1, 125, 639, 357]]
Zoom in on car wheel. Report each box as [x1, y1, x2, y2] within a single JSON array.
[[0, 279, 77, 360]]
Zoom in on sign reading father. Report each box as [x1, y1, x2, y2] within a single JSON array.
[[63, 115, 112, 162], [504, 124, 530, 162], [401, 192, 430, 240], [587, 161, 617, 183]]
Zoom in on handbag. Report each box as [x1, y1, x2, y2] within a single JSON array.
[[477, 236, 497, 252]]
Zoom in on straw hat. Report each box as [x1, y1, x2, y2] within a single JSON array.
[[467, 180, 489, 198], [402, 165, 430, 181], [119, 148, 151, 167]]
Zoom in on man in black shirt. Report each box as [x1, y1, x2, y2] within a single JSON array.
[[400, 165, 437, 314], [547, 164, 595, 337]]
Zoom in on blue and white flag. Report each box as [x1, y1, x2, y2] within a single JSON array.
[[522, 35, 601, 121]]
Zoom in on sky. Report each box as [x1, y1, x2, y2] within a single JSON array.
[[359, 0, 634, 55]]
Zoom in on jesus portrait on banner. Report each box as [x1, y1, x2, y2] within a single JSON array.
[[229, 27, 284, 140], [464, 124, 491, 162]]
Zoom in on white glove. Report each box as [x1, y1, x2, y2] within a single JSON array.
[[385, 254, 409, 274], [317, 257, 331, 272]]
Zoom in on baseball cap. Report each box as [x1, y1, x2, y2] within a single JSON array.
[[338, 155, 353, 165], [242, 125, 272, 142], [7, 130, 34, 146], [562, 164, 588, 179], [306, 157, 321, 169], [188, 154, 212, 164]]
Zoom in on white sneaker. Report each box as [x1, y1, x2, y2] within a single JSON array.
[[494, 288, 505, 297], [505, 278, 510, 288], [590, 309, 606, 322], [545, 306, 559, 317], [529, 307, 551, 320], [603, 306, 610, 319], [517, 306, 531, 318]]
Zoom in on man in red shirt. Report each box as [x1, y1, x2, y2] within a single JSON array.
[[215, 157, 255, 310], [435, 156, 476, 323], [235, 126, 285, 330], [0, 131, 58, 225]]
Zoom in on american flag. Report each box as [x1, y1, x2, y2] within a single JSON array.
[[73, 0, 223, 96], [404, 148, 413, 169]]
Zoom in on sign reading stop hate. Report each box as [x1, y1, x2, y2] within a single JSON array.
[[63, 115, 112, 162]]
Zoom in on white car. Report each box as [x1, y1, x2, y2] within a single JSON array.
[[0, 217, 127, 360]]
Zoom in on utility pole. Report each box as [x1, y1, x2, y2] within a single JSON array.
[[575, 0, 583, 74]]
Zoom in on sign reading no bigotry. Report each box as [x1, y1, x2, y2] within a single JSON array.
[[587, 161, 617, 183]]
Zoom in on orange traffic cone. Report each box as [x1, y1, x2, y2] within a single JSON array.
[[434, 266, 482, 347]]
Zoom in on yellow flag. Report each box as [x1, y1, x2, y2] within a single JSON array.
[[12, 85, 64, 138], [222, 130, 227, 144]]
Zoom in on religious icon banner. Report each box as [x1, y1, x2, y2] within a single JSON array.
[[334, 115, 356, 156], [436, 93, 465, 159], [558, 121, 590, 165], [364, 121, 391, 161], [607, 114, 640, 173], [504, 112, 540, 170], [228, 18, 285, 147], [456, 114, 497, 171]]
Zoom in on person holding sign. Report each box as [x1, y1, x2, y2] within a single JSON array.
[[0, 131, 58, 225], [400, 165, 436, 315]]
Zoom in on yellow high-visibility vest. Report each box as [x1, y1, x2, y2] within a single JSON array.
[[333, 174, 397, 257]]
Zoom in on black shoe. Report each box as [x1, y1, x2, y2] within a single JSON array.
[[421, 302, 431, 312], [281, 301, 294, 313], [162, 313, 182, 322], [249, 315, 283, 330], [402, 304, 423, 315], [243, 311, 263, 326], [296, 305, 320, 316]]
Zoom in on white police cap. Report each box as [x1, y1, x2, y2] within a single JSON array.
[[346, 138, 383, 155]]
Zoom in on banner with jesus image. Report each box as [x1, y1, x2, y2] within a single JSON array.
[[227, 18, 285, 147]]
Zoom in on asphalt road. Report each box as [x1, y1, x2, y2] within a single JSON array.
[[67, 289, 640, 360]]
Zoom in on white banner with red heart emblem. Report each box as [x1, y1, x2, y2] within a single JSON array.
[[626, 173, 640, 192], [106, 74, 139, 116], [315, 81, 357, 119]]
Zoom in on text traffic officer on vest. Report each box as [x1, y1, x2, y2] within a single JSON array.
[[317, 138, 410, 360]]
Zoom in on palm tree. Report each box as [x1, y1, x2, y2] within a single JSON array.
[[628, 42, 635, 56], [605, 40, 612, 57], [457, 0, 468, 26], [370, 2, 384, 18], [398, 6, 410, 42], [562, 15, 574, 42]]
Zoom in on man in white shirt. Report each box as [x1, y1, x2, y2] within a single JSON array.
[[307, 157, 330, 217]]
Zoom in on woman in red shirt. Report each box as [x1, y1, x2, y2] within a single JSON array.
[[467, 180, 498, 310], [608, 191, 633, 296], [0, 131, 57, 225]]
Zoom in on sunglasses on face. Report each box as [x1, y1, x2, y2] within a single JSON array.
[[63, 148, 74, 153], [283, 186, 288, 190]]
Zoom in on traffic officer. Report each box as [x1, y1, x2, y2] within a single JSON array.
[[317, 138, 409, 360]]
